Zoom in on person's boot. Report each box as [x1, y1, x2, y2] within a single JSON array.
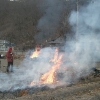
[[7, 69, 9, 73], [7, 66, 10, 73]]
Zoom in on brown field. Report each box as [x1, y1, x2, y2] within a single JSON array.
[[0, 58, 100, 100]]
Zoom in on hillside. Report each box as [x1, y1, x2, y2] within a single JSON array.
[[0, 0, 91, 49]]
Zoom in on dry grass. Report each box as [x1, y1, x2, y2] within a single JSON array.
[[0, 59, 100, 100]]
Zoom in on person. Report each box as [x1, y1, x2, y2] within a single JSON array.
[[6, 47, 14, 72]]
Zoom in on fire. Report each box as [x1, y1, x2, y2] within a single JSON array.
[[50, 48, 59, 64], [30, 45, 40, 58], [30, 50, 40, 58], [30, 81, 35, 86], [40, 48, 63, 84], [30, 47, 63, 86], [40, 54, 63, 84]]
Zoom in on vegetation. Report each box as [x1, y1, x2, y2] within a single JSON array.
[[0, 0, 90, 50]]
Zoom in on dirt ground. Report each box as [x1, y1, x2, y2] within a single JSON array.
[[0, 58, 22, 72], [0, 58, 100, 100]]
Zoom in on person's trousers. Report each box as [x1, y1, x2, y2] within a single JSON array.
[[7, 62, 13, 72]]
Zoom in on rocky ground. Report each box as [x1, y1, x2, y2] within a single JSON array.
[[0, 59, 100, 100]]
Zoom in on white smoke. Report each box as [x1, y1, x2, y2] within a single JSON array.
[[64, 0, 100, 79], [0, 0, 100, 91], [0, 47, 56, 91]]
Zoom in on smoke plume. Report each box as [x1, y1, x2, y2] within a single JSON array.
[[34, 0, 65, 43], [0, 0, 100, 91], [64, 0, 100, 79]]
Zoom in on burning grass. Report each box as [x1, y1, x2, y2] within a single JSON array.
[[0, 76, 100, 100], [0, 45, 100, 100], [0, 70, 100, 100], [30, 47, 64, 86], [0, 85, 51, 99]]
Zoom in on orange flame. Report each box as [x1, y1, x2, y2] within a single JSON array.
[[30, 81, 35, 86], [40, 54, 63, 84], [30, 47, 63, 86], [50, 48, 59, 64], [30, 46, 40, 58]]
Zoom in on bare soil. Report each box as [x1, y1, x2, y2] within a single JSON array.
[[0, 59, 22, 72], [0, 59, 100, 100]]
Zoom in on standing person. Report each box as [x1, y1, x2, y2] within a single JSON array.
[[6, 47, 13, 73]]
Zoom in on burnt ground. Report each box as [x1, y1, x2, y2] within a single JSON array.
[[0, 59, 100, 100]]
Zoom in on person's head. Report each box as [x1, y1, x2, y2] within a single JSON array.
[[8, 47, 12, 52]]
